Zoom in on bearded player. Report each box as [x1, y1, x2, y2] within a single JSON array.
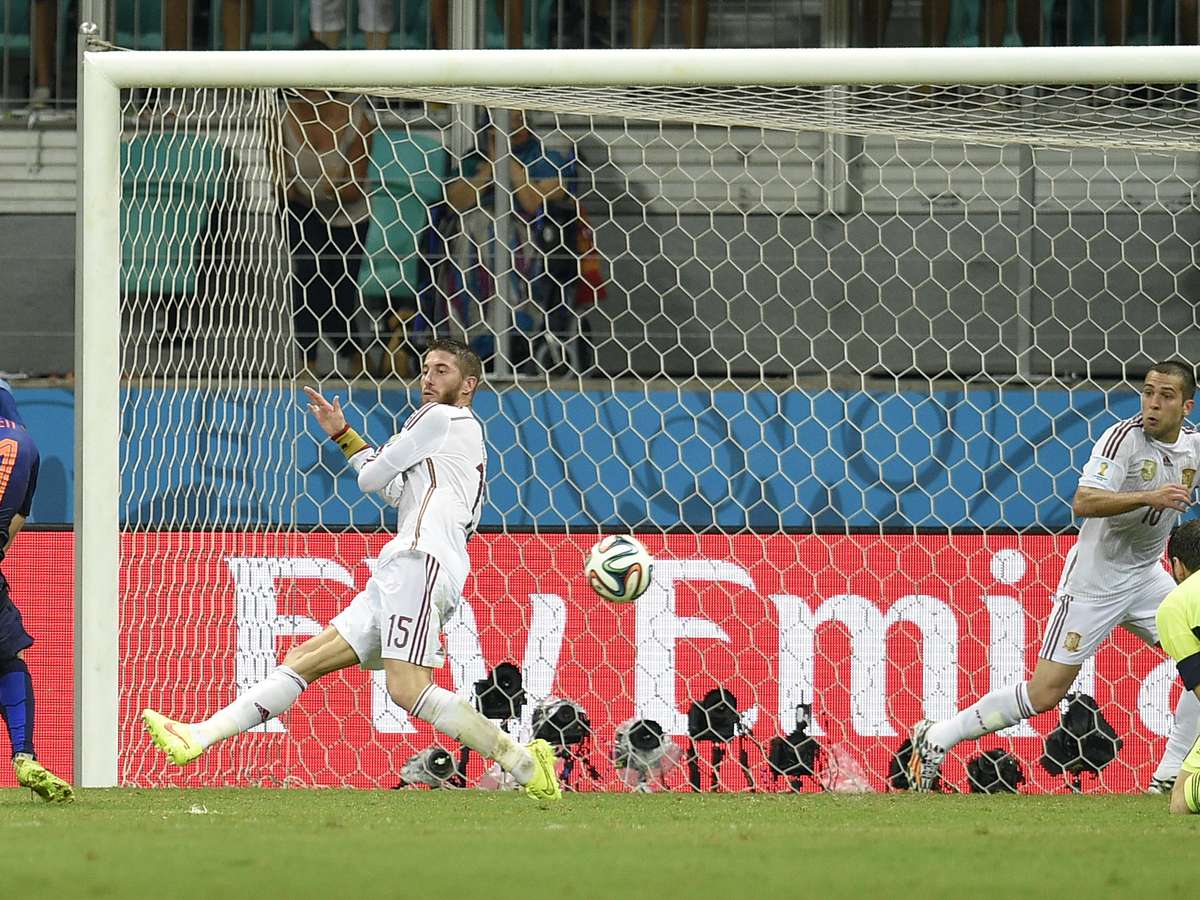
[[907, 361, 1200, 792], [142, 339, 560, 801]]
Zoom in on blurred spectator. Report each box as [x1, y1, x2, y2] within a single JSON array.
[[558, 0, 707, 48], [161, 1, 190, 50], [429, 110, 605, 375], [985, 0, 1040, 45], [1042, 0, 1191, 45], [860, 0, 892, 46], [923, 0, 950, 44], [311, 0, 392, 50], [924, 1, 1039, 46], [1184, 1, 1200, 44], [220, 0, 253, 50], [1101, 1, 1191, 45], [431, 0, 524, 48], [632, 0, 707, 48], [30, 0, 55, 108], [276, 42, 376, 377], [445, 110, 567, 217]]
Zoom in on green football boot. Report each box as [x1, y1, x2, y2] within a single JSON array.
[[142, 708, 204, 766], [13, 754, 75, 803], [523, 738, 562, 802]]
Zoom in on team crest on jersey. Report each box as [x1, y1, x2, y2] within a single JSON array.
[[1064, 632, 1082, 652], [1140, 459, 1157, 481], [1185, 468, 1196, 489]]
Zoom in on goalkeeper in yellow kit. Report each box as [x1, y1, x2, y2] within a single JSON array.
[[1156, 519, 1200, 813]]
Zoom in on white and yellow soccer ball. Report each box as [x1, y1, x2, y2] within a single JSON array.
[[584, 534, 654, 603]]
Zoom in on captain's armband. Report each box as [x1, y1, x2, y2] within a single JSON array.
[[330, 424, 370, 461]]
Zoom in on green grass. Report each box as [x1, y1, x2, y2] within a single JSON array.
[[0, 789, 1195, 899]]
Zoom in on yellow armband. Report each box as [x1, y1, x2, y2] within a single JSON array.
[[330, 424, 369, 460]]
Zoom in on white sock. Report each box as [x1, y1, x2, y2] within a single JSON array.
[[411, 684, 535, 785], [1153, 688, 1200, 781], [926, 682, 1035, 752], [190, 665, 308, 749]]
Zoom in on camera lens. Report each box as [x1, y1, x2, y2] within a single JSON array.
[[427, 749, 455, 780], [629, 719, 663, 751]]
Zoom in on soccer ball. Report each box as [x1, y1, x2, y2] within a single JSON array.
[[584, 535, 654, 603]]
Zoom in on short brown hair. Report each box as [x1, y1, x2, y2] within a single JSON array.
[[1148, 360, 1196, 401], [426, 337, 483, 385], [1169, 521, 1200, 573]]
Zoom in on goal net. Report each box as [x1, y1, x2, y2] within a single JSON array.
[[81, 46, 1200, 793]]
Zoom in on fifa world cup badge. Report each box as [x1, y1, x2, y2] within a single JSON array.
[[1185, 468, 1196, 489], [1140, 459, 1157, 481]]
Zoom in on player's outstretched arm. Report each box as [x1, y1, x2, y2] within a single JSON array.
[[357, 405, 454, 493], [1072, 483, 1191, 519], [304, 386, 376, 471]]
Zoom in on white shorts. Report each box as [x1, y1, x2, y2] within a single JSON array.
[[331, 551, 459, 670], [1039, 566, 1176, 665], [311, 0, 393, 34]]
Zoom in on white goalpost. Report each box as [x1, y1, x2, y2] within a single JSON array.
[[77, 36, 1200, 790]]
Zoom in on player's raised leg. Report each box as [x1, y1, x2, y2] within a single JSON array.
[[909, 656, 1079, 791], [143, 625, 358, 766], [910, 550, 1113, 791], [1, 653, 73, 802], [385, 658, 560, 802], [373, 552, 560, 801]]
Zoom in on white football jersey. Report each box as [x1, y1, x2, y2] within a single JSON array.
[[1060, 416, 1200, 600], [352, 402, 486, 592]]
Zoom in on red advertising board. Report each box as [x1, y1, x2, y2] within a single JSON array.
[[1, 531, 1178, 792]]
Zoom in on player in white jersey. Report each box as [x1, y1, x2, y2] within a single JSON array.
[[907, 361, 1200, 792], [141, 339, 560, 801]]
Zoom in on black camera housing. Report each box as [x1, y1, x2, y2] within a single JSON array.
[[687, 688, 741, 742], [627, 718, 665, 752], [966, 749, 1025, 793], [533, 701, 592, 746], [474, 662, 526, 720], [1040, 692, 1123, 777], [768, 726, 820, 779]]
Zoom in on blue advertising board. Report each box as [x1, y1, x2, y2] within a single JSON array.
[[12, 384, 1141, 530]]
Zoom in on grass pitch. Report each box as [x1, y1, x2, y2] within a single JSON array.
[[0, 788, 1194, 899]]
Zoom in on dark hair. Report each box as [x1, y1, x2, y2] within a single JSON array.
[[296, 37, 332, 52], [1169, 521, 1200, 574], [1148, 361, 1197, 401], [427, 338, 483, 386]]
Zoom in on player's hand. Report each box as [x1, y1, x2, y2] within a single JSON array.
[[303, 386, 347, 437], [1146, 483, 1192, 512]]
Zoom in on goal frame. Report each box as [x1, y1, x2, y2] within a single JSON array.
[[75, 39, 1200, 786]]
